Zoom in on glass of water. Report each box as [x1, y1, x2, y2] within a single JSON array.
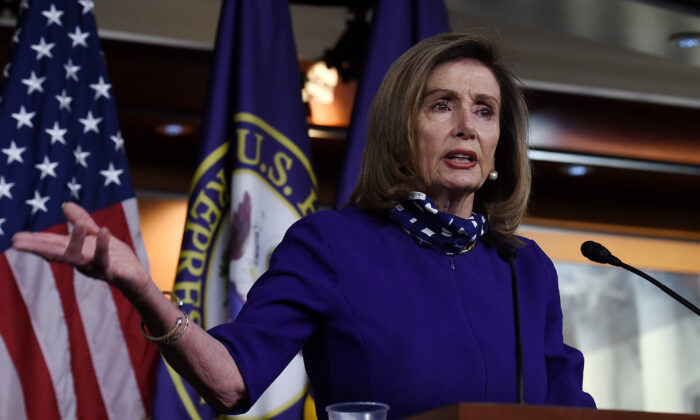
[[326, 402, 390, 420]]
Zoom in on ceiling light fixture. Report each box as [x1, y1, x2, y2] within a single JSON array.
[[163, 124, 184, 136], [302, 62, 339, 104], [155, 123, 194, 137], [565, 165, 589, 177], [302, 2, 373, 127], [669, 32, 700, 49]]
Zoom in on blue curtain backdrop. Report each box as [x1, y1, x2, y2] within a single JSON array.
[[334, 0, 449, 208], [151, 1, 317, 419]]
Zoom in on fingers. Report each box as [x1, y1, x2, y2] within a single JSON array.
[[62, 202, 100, 234], [94, 227, 111, 275], [13, 228, 98, 266], [65, 223, 89, 263], [13, 204, 110, 276], [12, 232, 71, 260]]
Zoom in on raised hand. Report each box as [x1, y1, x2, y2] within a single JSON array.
[[11, 202, 150, 294], [14, 202, 247, 408]]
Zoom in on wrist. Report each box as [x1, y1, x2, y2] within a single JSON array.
[[120, 271, 158, 306], [140, 291, 190, 345]]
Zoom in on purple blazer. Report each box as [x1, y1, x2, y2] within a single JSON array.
[[209, 207, 595, 419]]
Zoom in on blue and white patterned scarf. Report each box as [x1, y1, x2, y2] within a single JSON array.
[[388, 192, 488, 255]]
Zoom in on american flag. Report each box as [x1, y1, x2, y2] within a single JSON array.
[[0, 0, 158, 419]]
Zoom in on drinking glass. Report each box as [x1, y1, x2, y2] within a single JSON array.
[[326, 401, 390, 420]]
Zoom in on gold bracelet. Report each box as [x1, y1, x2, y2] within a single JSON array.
[[163, 312, 189, 345], [140, 291, 189, 345]]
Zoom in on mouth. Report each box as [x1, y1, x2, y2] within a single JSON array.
[[444, 150, 477, 164]]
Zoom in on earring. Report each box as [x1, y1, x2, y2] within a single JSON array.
[[488, 170, 498, 181]]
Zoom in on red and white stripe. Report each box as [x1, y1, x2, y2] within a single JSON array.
[[0, 198, 158, 420]]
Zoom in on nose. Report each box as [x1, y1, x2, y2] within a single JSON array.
[[453, 108, 476, 140]]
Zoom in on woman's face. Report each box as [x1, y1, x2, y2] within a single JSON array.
[[415, 58, 501, 199]]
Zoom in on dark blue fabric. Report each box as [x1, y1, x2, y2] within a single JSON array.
[[209, 207, 596, 419], [334, 0, 450, 207]]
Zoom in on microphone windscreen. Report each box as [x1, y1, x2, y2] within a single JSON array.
[[498, 241, 518, 262], [581, 240, 611, 264]]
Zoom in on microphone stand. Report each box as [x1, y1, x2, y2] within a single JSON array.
[[620, 262, 700, 316], [498, 242, 525, 404], [506, 257, 525, 404]]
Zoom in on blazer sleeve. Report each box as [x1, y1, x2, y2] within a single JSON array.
[[533, 242, 597, 408], [208, 212, 339, 412]]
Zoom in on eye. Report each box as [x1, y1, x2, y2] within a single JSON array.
[[476, 105, 495, 118], [430, 99, 451, 112]]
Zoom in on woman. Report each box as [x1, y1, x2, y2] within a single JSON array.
[[12, 33, 595, 419]]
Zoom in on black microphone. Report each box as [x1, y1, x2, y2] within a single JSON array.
[[498, 241, 525, 404], [580, 240, 621, 266], [581, 241, 699, 316]]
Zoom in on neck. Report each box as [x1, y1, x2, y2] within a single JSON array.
[[426, 190, 475, 219]]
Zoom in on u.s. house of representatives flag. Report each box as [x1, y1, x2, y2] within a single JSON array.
[[151, 1, 317, 419], [0, 0, 158, 419], [334, 0, 449, 207]]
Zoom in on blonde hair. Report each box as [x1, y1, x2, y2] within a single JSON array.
[[348, 33, 531, 239]]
